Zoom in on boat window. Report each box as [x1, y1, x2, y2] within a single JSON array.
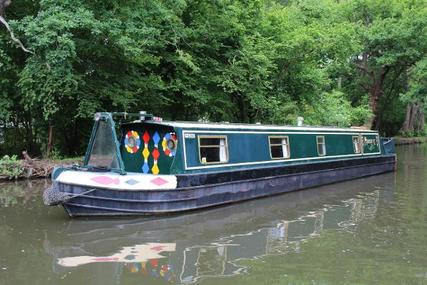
[[199, 136, 228, 164], [86, 120, 120, 169], [317, 136, 326, 156], [353, 136, 362, 154], [269, 136, 290, 159]]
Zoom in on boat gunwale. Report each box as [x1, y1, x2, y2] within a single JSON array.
[[58, 156, 396, 196], [63, 160, 395, 215], [55, 154, 394, 192]]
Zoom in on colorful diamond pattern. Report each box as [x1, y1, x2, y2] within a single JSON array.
[[141, 130, 151, 174], [125, 179, 139, 185], [142, 147, 150, 160], [153, 131, 160, 147], [152, 148, 160, 160], [151, 131, 161, 175], [143, 131, 150, 144], [142, 163, 149, 174], [150, 177, 168, 186], [151, 164, 159, 175]]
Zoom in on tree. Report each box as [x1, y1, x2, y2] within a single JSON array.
[[400, 58, 427, 135], [342, 0, 427, 129], [1, 0, 426, 156]]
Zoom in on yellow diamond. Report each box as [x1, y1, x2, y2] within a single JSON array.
[[162, 138, 167, 150], [142, 147, 150, 160], [152, 164, 159, 175]]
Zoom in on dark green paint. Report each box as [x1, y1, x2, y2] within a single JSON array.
[[83, 115, 382, 175], [119, 123, 175, 174], [180, 129, 381, 173]]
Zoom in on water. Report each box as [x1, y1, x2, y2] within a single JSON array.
[[0, 145, 426, 285]]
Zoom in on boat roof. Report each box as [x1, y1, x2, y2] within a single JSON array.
[[123, 120, 377, 133]]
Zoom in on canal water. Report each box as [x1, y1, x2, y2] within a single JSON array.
[[0, 145, 426, 285]]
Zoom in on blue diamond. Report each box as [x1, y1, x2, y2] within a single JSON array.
[[142, 163, 149, 174], [125, 179, 139, 185], [153, 131, 160, 146]]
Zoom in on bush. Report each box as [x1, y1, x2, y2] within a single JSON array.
[[0, 155, 25, 180], [302, 90, 372, 127]]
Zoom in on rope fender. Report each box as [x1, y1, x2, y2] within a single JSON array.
[[43, 184, 96, 206]]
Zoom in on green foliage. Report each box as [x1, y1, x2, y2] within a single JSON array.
[[401, 58, 427, 110], [0, 0, 427, 156], [0, 155, 25, 180], [303, 90, 372, 127], [339, 0, 427, 133]]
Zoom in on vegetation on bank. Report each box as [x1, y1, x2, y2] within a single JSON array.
[[394, 136, 427, 145], [0, 0, 427, 158], [0, 154, 82, 180]]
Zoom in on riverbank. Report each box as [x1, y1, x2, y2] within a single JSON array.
[[394, 136, 427, 145], [0, 155, 82, 181]]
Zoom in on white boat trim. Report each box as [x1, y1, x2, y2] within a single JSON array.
[[56, 171, 177, 190]]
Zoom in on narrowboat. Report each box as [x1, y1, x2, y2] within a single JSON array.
[[43, 112, 396, 217]]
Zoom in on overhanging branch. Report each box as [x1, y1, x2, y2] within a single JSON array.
[[0, 0, 33, 54], [0, 15, 33, 54]]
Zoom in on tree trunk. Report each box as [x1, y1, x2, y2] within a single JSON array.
[[366, 67, 390, 130], [401, 102, 425, 135], [417, 111, 425, 133], [401, 104, 412, 131], [46, 123, 53, 157], [235, 93, 248, 123]]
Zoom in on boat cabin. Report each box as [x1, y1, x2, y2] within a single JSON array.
[[83, 112, 384, 176]]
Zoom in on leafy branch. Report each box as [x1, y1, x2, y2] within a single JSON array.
[[0, 0, 33, 54]]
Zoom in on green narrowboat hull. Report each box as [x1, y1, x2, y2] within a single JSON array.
[[43, 112, 396, 217]]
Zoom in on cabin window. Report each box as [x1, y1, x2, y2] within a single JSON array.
[[199, 136, 228, 164], [269, 136, 290, 159], [353, 136, 362, 154], [316, 136, 326, 156]]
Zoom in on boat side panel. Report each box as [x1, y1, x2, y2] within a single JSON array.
[[182, 130, 381, 173], [176, 155, 395, 187]]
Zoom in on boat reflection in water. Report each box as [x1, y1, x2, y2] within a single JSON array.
[[44, 173, 394, 284]]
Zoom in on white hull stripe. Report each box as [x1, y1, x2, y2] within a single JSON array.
[[56, 171, 177, 190]]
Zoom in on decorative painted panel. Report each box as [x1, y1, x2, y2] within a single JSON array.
[[120, 123, 177, 174]]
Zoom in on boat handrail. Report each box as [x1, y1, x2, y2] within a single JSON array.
[[382, 137, 394, 145]]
